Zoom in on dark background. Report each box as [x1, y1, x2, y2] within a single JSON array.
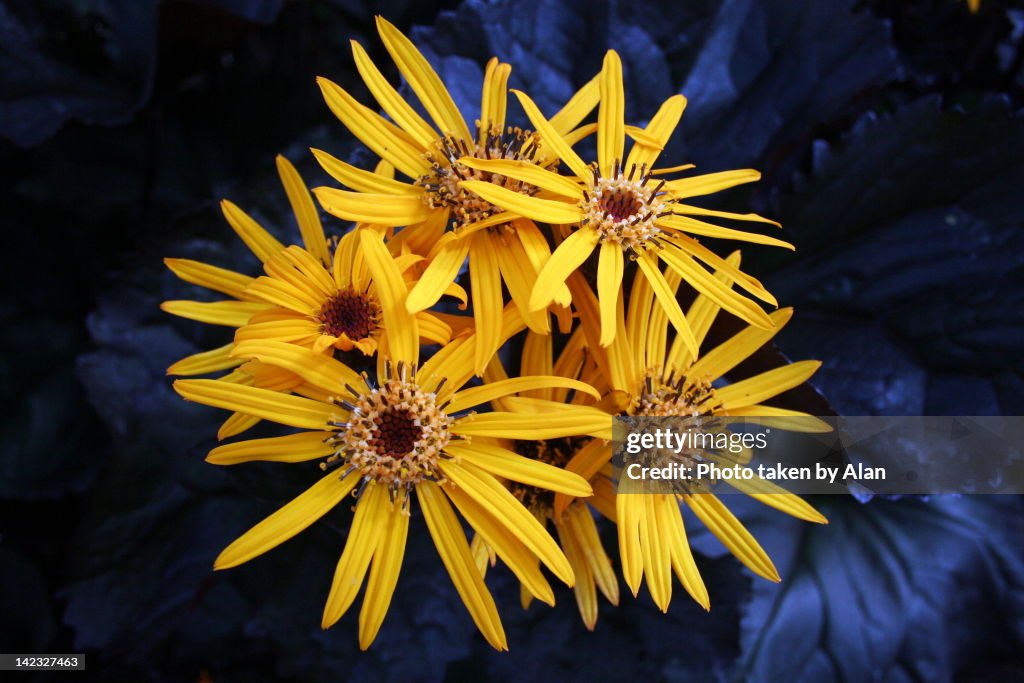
[[2, 0, 1024, 681]]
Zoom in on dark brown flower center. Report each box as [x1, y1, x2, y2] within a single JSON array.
[[318, 290, 378, 340], [510, 437, 586, 516], [598, 187, 645, 221], [368, 407, 422, 458]]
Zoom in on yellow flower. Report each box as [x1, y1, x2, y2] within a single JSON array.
[[473, 329, 620, 630], [460, 50, 791, 352], [309, 16, 601, 371], [560, 254, 827, 612], [162, 155, 332, 439], [237, 230, 454, 355], [173, 231, 614, 650]]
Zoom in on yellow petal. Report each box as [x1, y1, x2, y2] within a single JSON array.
[[317, 76, 430, 178], [667, 169, 761, 199], [311, 148, 421, 196], [548, 74, 600, 136], [415, 311, 452, 345], [220, 200, 285, 263], [689, 308, 793, 383], [458, 158, 584, 199], [276, 155, 331, 267], [439, 460, 574, 586], [167, 343, 244, 376], [479, 57, 511, 134], [161, 300, 270, 327], [164, 258, 254, 301], [714, 360, 822, 410], [360, 229, 418, 366], [173, 379, 334, 430], [720, 406, 832, 433], [459, 180, 582, 225], [446, 376, 599, 414], [528, 228, 599, 311], [245, 276, 320, 314], [322, 482, 389, 629], [724, 476, 828, 524], [625, 94, 686, 172], [235, 317, 321, 344], [659, 214, 793, 250], [350, 38, 438, 149], [564, 502, 619, 607], [406, 234, 470, 313], [672, 203, 781, 227], [616, 493, 643, 596], [634, 251, 699, 356], [358, 501, 410, 649], [555, 516, 598, 629], [206, 431, 335, 465], [686, 493, 779, 581], [469, 233, 503, 374], [375, 17, 471, 142], [596, 242, 624, 346], [666, 233, 777, 306], [218, 411, 260, 440], [641, 494, 672, 612], [597, 50, 625, 177], [663, 499, 709, 610], [418, 480, 507, 650], [511, 89, 592, 180], [452, 404, 612, 441], [216, 469, 358, 570], [314, 187, 429, 226], [446, 440, 592, 497], [232, 340, 366, 398], [444, 482, 554, 606]]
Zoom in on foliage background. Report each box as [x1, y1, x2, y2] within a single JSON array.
[[2, 0, 1023, 680]]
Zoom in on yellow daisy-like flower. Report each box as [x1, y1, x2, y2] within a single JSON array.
[[309, 16, 601, 370], [237, 231, 454, 356], [460, 50, 792, 353], [173, 230, 614, 650], [162, 154, 333, 439], [473, 329, 620, 630], [559, 255, 827, 612]]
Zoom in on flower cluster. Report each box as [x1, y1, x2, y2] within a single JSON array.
[[164, 17, 827, 651]]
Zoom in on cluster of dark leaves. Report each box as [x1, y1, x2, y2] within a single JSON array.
[[1, 0, 1023, 681]]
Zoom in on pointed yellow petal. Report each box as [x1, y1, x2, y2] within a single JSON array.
[[275, 155, 331, 266], [625, 94, 686, 171], [375, 17, 471, 142], [167, 343, 244, 376], [350, 38, 438, 148], [724, 475, 828, 524], [720, 406, 832, 433], [555, 516, 598, 629], [220, 200, 285, 263], [663, 499, 709, 610], [161, 300, 270, 327], [164, 258, 254, 301], [218, 411, 260, 440], [445, 482, 554, 606], [659, 214, 793, 250], [216, 469, 358, 570], [418, 481, 507, 650], [406, 234, 470, 313], [459, 180, 582, 224], [511, 89, 592, 180], [439, 460, 574, 586], [311, 148, 421, 196], [528, 228, 599, 311], [672, 203, 780, 227], [597, 50, 625, 177], [714, 360, 822, 410], [641, 494, 672, 612], [689, 308, 793, 383], [245, 277, 319, 314], [666, 233, 777, 306], [458, 158, 584, 199], [322, 482, 389, 629], [634, 251, 698, 356], [667, 169, 761, 199], [206, 431, 335, 465], [173, 379, 334, 430], [686, 493, 779, 581], [616, 493, 643, 596], [564, 502, 619, 607], [451, 404, 611, 441], [232, 339, 366, 398], [596, 242, 624, 346], [446, 376, 599, 414], [317, 76, 430, 178], [313, 187, 429, 226], [360, 229, 418, 366], [446, 440, 592, 497], [358, 502, 410, 649], [235, 317, 321, 344], [549, 74, 600, 135]]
